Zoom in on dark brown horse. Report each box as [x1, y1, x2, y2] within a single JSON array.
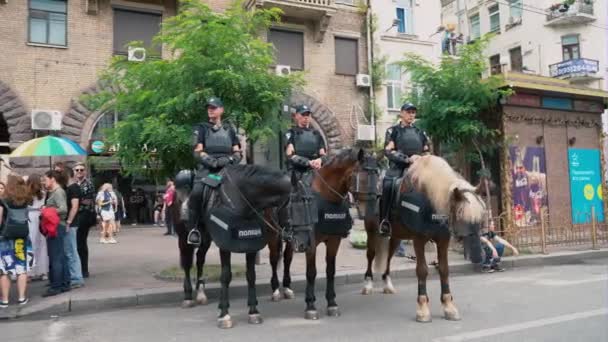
[[267, 148, 364, 319], [352, 154, 485, 322]]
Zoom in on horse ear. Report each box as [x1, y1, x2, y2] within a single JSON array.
[[451, 187, 465, 202], [357, 148, 365, 162]]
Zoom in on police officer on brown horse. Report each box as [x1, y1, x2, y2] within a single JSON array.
[[379, 102, 430, 236], [280, 104, 328, 252], [187, 97, 242, 245]]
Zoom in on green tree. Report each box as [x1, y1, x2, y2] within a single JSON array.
[[400, 36, 512, 214], [84, 0, 303, 177]]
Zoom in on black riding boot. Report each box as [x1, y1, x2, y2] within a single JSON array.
[[186, 182, 205, 246], [379, 177, 395, 237]]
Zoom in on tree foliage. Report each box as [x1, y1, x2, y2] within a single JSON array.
[[84, 0, 303, 177], [400, 36, 512, 160]]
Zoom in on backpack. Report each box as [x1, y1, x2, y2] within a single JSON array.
[[101, 191, 112, 211], [0, 200, 30, 239]]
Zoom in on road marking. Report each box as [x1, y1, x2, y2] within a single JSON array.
[[433, 308, 608, 342]]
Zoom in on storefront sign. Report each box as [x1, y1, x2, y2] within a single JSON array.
[[549, 58, 599, 78], [568, 149, 604, 224]]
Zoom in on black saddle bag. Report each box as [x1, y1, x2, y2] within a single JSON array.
[[398, 191, 450, 239], [205, 205, 266, 253], [315, 193, 353, 237]]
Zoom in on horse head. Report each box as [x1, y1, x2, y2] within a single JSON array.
[[313, 147, 364, 202], [350, 149, 382, 220]]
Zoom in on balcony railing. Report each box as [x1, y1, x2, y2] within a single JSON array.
[[546, 0, 595, 27], [549, 58, 599, 81]]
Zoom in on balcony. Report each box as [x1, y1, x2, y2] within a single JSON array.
[[545, 1, 595, 27], [244, 0, 336, 42], [549, 58, 600, 83]]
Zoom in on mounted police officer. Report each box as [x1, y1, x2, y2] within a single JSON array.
[[186, 97, 242, 246], [280, 105, 328, 251], [379, 102, 430, 236]]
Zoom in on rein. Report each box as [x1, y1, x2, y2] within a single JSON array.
[[313, 169, 349, 203], [223, 170, 283, 235]]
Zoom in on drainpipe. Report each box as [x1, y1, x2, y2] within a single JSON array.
[[366, 0, 376, 144]]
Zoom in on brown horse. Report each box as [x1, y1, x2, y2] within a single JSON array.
[[266, 148, 364, 319], [352, 154, 485, 322]]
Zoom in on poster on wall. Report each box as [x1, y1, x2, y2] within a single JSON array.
[[510, 146, 549, 227], [568, 149, 604, 224]]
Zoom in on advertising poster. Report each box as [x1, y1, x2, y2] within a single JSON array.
[[568, 149, 604, 224], [510, 146, 549, 227]]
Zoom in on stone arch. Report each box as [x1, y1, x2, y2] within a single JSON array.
[[61, 83, 109, 148], [0, 80, 33, 148], [289, 92, 343, 151]]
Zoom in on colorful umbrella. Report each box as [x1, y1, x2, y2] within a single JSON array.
[[10, 136, 87, 157]]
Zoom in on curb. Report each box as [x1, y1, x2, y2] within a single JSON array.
[[4, 248, 607, 320]]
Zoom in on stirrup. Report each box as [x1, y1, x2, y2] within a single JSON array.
[[187, 230, 202, 246], [379, 219, 391, 237]]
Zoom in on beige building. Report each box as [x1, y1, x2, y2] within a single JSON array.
[[0, 0, 369, 176]]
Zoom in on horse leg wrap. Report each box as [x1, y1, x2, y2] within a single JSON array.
[[441, 282, 450, 296], [418, 283, 427, 297]]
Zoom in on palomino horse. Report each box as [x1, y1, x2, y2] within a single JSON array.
[[352, 154, 485, 322], [266, 148, 364, 319], [175, 164, 291, 328]]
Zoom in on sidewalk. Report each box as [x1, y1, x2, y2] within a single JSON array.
[[2, 221, 607, 320]]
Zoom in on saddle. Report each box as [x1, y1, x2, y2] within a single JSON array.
[[202, 171, 267, 253], [390, 175, 450, 239]]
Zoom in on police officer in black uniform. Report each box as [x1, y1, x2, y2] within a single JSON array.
[[280, 105, 327, 250], [186, 97, 242, 245], [379, 103, 430, 236]]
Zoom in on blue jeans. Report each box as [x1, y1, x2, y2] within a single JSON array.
[[64, 226, 83, 285], [395, 241, 407, 256], [47, 224, 70, 292], [483, 242, 505, 266]]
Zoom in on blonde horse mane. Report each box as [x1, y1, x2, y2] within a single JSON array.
[[407, 155, 485, 223]]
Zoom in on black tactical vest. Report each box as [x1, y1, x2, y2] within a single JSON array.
[[293, 128, 320, 160], [395, 126, 424, 157], [204, 124, 233, 158]]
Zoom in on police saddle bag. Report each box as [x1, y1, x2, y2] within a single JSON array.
[[314, 192, 353, 237], [398, 189, 450, 239]]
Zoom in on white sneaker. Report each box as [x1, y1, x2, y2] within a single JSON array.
[[100, 238, 107, 244], [108, 238, 117, 244]]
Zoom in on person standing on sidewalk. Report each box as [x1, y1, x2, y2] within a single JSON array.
[[73, 162, 96, 279], [65, 167, 84, 288], [0, 176, 34, 307], [113, 188, 126, 235], [43, 170, 70, 297], [96, 184, 117, 244], [163, 180, 175, 236], [26, 174, 48, 281]]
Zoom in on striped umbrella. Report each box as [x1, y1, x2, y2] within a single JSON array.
[[10, 136, 87, 157]]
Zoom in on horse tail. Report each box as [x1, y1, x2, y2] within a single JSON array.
[[373, 237, 389, 274]]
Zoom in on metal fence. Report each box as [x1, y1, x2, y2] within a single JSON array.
[[489, 207, 608, 254]]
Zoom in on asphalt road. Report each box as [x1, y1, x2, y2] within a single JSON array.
[[2, 258, 607, 342]]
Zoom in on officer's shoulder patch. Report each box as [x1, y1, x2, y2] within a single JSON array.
[[387, 127, 394, 135], [285, 131, 292, 140]]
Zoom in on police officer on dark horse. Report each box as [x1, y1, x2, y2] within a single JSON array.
[[379, 102, 430, 236], [186, 97, 242, 246]]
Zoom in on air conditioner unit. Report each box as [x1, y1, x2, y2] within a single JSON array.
[[356, 124, 375, 141], [86, 0, 99, 14], [31, 110, 62, 131], [275, 65, 291, 76], [128, 47, 146, 62], [356, 74, 371, 87]]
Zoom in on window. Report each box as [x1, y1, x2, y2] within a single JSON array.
[[91, 112, 117, 140], [268, 29, 304, 70], [509, 0, 523, 19], [489, 54, 501, 75], [396, 0, 413, 34], [335, 37, 358, 76], [29, 0, 67, 46], [542, 97, 573, 110], [386, 64, 402, 110], [509, 46, 523, 72], [470, 14, 481, 40], [489, 5, 500, 33], [113, 9, 162, 56], [562, 35, 580, 61]]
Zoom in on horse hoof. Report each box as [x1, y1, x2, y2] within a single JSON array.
[[327, 306, 341, 317], [283, 288, 295, 300], [248, 314, 264, 325], [271, 290, 282, 302], [416, 314, 433, 323], [305, 310, 319, 320], [383, 287, 396, 294], [196, 292, 208, 305], [181, 300, 195, 309], [444, 310, 461, 321], [383, 276, 396, 294], [217, 315, 234, 329], [416, 296, 432, 323], [361, 286, 373, 295]]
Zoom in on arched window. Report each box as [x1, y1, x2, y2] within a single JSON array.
[[91, 112, 119, 140]]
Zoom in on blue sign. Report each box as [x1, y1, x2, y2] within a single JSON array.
[[550, 58, 599, 78], [568, 149, 604, 224], [91, 140, 106, 154]]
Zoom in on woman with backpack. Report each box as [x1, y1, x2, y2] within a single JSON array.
[[96, 183, 117, 244], [0, 175, 34, 307], [26, 174, 47, 281]]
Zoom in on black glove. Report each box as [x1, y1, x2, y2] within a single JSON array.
[[290, 155, 311, 168], [320, 155, 329, 166], [199, 154, 218, 169], [230, 151, 243, 164], [386, 150, 409, 165], [216, 156, 231, 168]]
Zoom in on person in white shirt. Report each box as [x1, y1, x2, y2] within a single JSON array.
[[96, 183, 117, 244]]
